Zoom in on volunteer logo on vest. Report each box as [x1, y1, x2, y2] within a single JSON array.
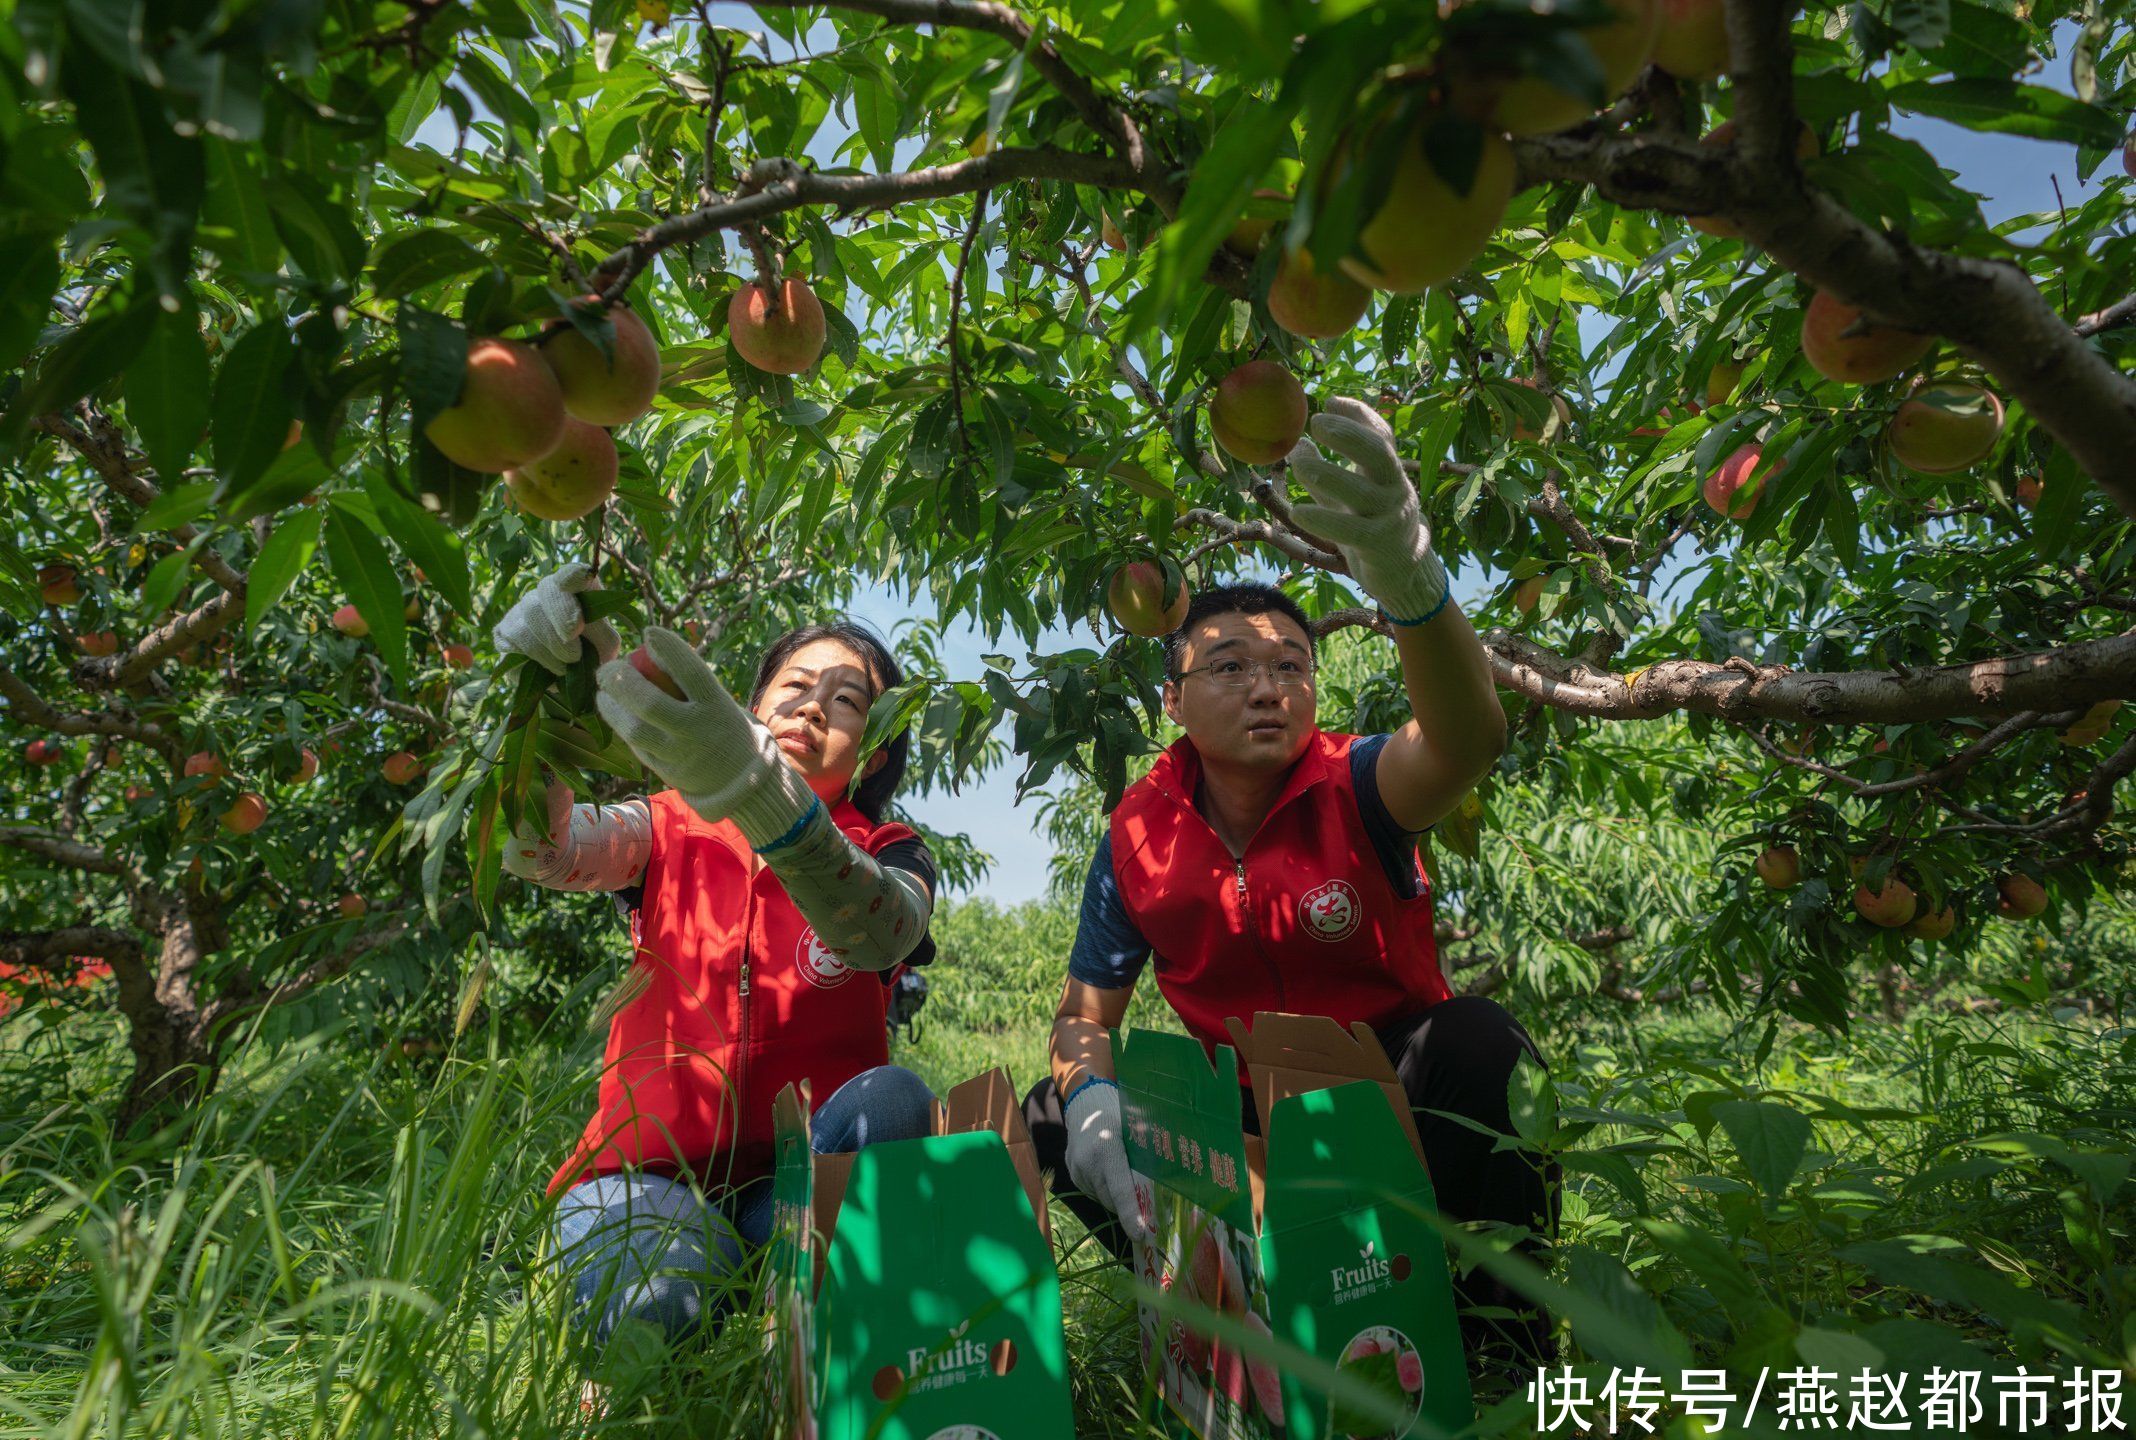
[[796, 928, 854, 989], [1298, 879, 1362, 942]]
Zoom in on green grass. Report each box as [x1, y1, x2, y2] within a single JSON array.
[[1, 895, 2130, 1438]]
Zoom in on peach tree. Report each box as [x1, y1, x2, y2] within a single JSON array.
[[2, 0, 2134, 1122]]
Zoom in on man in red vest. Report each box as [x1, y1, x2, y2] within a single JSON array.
[[1022, 397, 1558, 1371]]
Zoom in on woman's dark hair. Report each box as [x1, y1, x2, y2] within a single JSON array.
[[747, 621, 907, 823]]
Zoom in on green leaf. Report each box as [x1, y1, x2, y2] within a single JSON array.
[[140, 538, 205, 618], [245, 508, 323, 634], [127, 306, 212, 487], [1118, 97, 1299, 343], [0, 234, 62, 374], [59, 50, 203, 294], [211, 322, 296, 497], [132, 482, 216, 534], [324, 504, 408, 686], [200, 137, 280, 272], [4, 292, 158, 438], [1885, 78, 2122, 147], [396, 305, 468, 439], [265, 175, 366, 284], [1713, 1098, 1812, 1199], [373, 230, 488, 299], [221, 440, 332, 525], [363, 472, 473, 615]]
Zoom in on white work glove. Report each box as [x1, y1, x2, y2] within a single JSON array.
[[593, 627, 820, 848], [1064, 1080, 1152, 1245], [493, 563, 621, 676], [1286, 396, 1449, 625]]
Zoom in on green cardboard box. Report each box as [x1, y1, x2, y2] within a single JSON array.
[[764, 1069, 1074, 1440], [1111, 1012, 1473, 1440]]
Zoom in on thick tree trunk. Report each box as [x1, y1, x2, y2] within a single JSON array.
[[112, 897, 227, 1135]]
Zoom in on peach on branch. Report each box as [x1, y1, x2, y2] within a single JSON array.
[[1756, 845, 1801, 890], [2059, 699, 2121, 747], [338, 893, 368, 920], [1266, 249, 1371, 340], [1906, 905, 1955, 941], [423, 336, 568, 474], [382, 751, 424, 786], [1490, 0, 1658, 136], [331, 604, 369, 638], [74, 631, 118, 657], [1800, 291, 1934, 385], [38, 564, 79, 606], [1704, 357, 1748, 407], [1341, 118, 1515, 294], [1208, 360, 1308, 465], [1703, 443, 1776, 519], [727, 278, 827, 375], [2014, 474, 2042, 510], [1853, 877, 1917, 928], [1886, 382, 2004, 474], [505, 417, 619, 522], [627, 645, 686, 700], [542, 299, 662, 426], [441, 643, 475, 669], [1107, 559, 1190, 638], [1995, 873, 2046, 920], [25, 739, 63, 766], [1224, 189, 1291, 258], [1650, 0, 1728, 79], [289, 748, 319, 784], [220, 792, 268, 835], [184, 752, 227, 783]]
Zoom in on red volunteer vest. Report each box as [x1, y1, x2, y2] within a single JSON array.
[[547, 792, 915, 1197], [1109, 730, 1452, 1061]]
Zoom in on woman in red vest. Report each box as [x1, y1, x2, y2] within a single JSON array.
[[493, 566, 939, 1349]]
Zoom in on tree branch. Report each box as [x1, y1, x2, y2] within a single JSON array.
[[0, 926, 145, 973], [0, 825, 125, 875], [204, 921, 411, 1031], [1180, 507, 1345, 571], [596, 148, 1142, 300], [0, 664, 182, 766], [747, 0, 1178, 216], [1308, 613, 2136, 725], [33, 410, 246, 596]]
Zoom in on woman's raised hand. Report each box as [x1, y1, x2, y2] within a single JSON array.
[[594, 629, 819, 847], [492, 563, 621, 676]]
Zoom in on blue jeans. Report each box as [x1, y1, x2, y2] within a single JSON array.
[[551, 1064, 935, 1346]]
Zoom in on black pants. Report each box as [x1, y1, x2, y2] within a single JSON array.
[[1022, 995, 1559, 1372]]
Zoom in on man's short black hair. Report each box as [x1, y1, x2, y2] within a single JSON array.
[[1163, 582, 1315, 679]]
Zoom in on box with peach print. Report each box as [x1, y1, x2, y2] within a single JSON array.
[[762, 1069, 1074, 1440], [1111, 1014, 1472, 1440]]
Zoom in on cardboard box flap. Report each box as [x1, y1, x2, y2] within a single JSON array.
[[1260, 1079, 1437, 1232], [773, 1079, 812, 1139], [935, 1067, 1050, 1244], [1112, 1026, 1256, 1233], [816, 1130, 1074, 1438], [1227, 1011, 1425, 1166]]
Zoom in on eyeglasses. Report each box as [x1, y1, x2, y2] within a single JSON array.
[[1173, 658, 1315, 689]]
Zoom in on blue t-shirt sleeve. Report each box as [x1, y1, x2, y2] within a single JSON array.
[[1351, 732, 1425, 900], [1067, 832, 1154, 989]]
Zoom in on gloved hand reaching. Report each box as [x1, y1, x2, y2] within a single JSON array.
[[493, 563, 621, 676], [1286, 396, 1449, 626], [592, 627, 820, 849], [1063, 1078, 1152, 1245]]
